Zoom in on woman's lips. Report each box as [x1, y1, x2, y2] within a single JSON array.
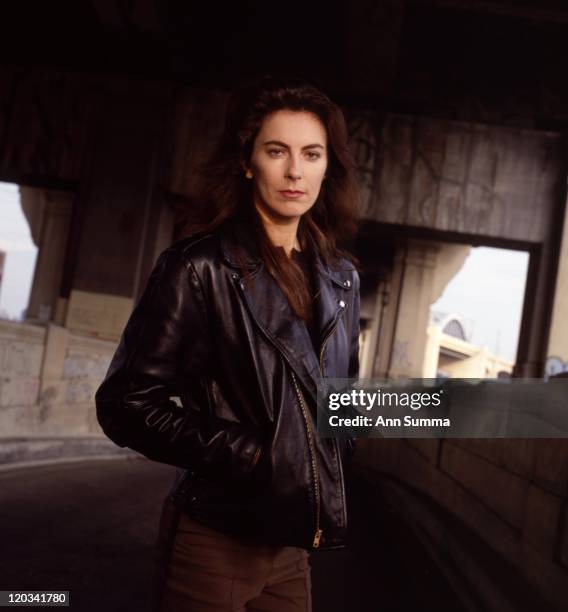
[[279, 190, 305, 199]]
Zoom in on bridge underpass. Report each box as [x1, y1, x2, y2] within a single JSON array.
[[2, 3, 568, 611], [0, 457, 465, 612]]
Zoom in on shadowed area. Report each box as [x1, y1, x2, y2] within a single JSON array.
[[0, 457, 463, 612]]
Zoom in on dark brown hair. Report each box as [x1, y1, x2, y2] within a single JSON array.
[[182, 75, 360, 320]]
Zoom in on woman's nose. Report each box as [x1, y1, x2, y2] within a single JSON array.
[[285, 156, 302, 180]]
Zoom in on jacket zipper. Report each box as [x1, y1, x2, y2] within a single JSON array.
[[290, 370, 323, 548], [235, 276, 323, 546], [319, 312, 342, 374], [236, 274, 347, 548], [319, 309, 348, 530], [291, 307, 346, 549]]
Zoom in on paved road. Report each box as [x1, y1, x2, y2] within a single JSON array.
[[0, 457, 464, 611]]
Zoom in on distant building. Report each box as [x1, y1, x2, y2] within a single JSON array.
[[423, 311, 514, 379]]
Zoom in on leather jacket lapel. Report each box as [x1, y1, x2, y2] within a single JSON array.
[[220, 221, 345, 404], [311, 256, 345, 367], [305, 229, 353, 379], [238, 264, 322, 403]]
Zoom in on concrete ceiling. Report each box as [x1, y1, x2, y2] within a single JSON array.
[[2, 0, 568, 124]]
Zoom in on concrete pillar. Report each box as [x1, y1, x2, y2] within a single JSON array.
[[359, 280, 390, 378], [387, 241, 439, 378], [38, 323, 69, 414], [515, 167, 568, 378], [384, 241, 470, 378], [61, 79, 173, 341], [546, 194, 568, 376], [23, 189, 73, 323], [422, 325, 443, 378]]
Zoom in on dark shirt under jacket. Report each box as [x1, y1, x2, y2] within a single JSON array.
[[291, 248, 320, 356]]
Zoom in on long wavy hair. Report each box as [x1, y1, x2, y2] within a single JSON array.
[[180, 76, 360, 321]]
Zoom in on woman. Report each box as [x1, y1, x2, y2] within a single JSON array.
[[95, 76, 361, 612]]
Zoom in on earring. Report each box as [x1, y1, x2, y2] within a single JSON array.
[[245, 169, 253, 179]]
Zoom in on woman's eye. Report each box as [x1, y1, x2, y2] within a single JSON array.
[[306, 152, 321, 160], [268, 149, 284, 157]]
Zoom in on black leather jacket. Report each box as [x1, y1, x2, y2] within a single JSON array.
[[95, 221, 360, 551]]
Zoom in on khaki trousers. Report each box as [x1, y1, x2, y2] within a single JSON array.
[[153, 499, 312, 612]]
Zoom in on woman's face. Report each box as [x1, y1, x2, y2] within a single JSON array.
[[247, 109, 328, 225]]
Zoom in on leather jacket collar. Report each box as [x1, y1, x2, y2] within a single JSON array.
[[219, 220, 354, 403]]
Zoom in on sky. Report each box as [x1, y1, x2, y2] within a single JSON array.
[[0, 182, 38, 320], [431, 246, 529, 363], [0, 181, 528, 361]]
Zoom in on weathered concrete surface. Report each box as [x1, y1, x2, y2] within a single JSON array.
[[349, 114, 563, 243], [355, 439, 568, 611], [0, 321, 115, 438], [0, 458, 464, 612]]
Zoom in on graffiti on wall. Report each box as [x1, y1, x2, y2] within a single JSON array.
[[345, 111, 561, 245], [346, 110, 381, 217]]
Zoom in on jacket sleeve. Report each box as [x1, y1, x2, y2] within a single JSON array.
[[95, 247, 263, 481]]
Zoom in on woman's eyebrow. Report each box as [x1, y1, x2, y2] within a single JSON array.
[[262, 140, 325, 150]]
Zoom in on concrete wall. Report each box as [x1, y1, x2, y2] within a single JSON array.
[[349, 113, 563, 242], [354, 438, 568, 611], [1, 69, 564, 377], [0, 68, 177, 341], [0, 319, 113, 438], [365, 240, 470, 378], [348, 113, 566, 377], [0, 319, 44, 427]]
